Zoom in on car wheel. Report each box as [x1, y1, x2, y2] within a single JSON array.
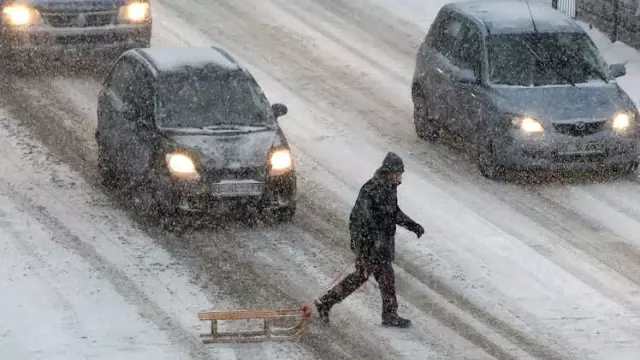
[[97, 145, 119, 189], [272, 203, 296, 223], [477, 139, 506, 180], [619, 161, 639, 178], [412, 85, 440, 142]]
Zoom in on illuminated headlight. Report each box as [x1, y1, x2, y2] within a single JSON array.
[[612, 112, 633, 131], [2, 5, 40, 26], [165, 153, 200, 180], [270, 149, 292, 175], [512, 116, 544, 133], [119, 2, 150, 22]]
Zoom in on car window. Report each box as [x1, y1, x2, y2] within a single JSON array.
[[156, 68, 276, 129], [449, 21, 483, 80], [487, 32, 608, 86], [107, 59, 136, 103], [129, 62, 155, 123], [431, 14, 465, 58]]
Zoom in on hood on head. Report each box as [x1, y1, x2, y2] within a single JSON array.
[[491, 83, 637, 122], [376, 152, 404, 175]]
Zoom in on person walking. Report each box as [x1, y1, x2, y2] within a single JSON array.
[[315, 152, 424, 328]]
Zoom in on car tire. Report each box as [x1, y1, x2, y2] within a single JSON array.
[[477, 139, 506, 180], [619, 161, 639, 178], [272, 203, 296, 223], [97, 145, 119, 189], [412, 85, 440, 142]]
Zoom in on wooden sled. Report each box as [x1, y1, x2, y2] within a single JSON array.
[[198, 306, 312, 344]]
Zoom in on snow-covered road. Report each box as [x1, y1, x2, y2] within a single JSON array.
[[2, 0, 640, 359]]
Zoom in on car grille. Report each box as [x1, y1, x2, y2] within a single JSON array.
[[205, 167, 266, 182], [52, 33, 129, 45], [553, 121, 606, 136], [43, 12, 116, 28]]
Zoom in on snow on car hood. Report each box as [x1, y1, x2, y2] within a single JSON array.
[[166, 128, 279, 170], [490, 83, 637, 122]]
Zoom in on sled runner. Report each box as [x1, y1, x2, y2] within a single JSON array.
[[198, 306, 312, 343]]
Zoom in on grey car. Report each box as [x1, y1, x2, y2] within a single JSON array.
[[412, 0, 640, 179], [0, 0, 151, 63], [95, 46, 297, 221]]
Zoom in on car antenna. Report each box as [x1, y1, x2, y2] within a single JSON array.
[[524, 0, 538, 32]]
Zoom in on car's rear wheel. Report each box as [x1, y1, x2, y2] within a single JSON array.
[[412, 85, 440, 142]]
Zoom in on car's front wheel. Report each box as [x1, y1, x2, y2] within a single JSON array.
[[618, 161, 639, 178], [412, 85, 440, 142], [97, 144, 120, 189], [270, 202, 296, 223], [477, 138, 506, 180]]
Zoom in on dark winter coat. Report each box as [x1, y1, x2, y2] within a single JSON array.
[[349, 153, 421, 262]]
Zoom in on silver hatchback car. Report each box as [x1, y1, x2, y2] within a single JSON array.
[[412, 0, 640, 179]]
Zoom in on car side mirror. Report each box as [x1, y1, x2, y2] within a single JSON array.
[[609, 63, 626, 78], [453, 68, 478, 84], [272, 103, 288, 118]]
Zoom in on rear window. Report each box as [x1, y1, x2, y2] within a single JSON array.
[[487, 32, 608, 86]]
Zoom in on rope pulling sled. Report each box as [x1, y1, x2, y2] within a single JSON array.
[[197, 264, 353, 343]]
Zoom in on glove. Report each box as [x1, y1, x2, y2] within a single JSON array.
[[411, 223, 425, 238]]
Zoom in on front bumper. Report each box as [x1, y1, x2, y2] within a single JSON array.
[[153, 172, 297, 214], [0, 23, 151, 56], [496, 129, 640, 171]]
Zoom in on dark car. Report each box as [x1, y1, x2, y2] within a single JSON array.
[[0, 0, 151, 62], [95, 45, 297, 221], [412, 0, 640, 179]]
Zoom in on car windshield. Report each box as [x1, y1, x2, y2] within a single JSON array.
[[156, 68, 275, 128], [487, 32, 608, 86]]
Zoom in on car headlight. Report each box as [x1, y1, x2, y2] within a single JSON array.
[[511, 116, 544, 133], [612, 111, 633, 131], [2, 5, 40, 26], [270, 149, 292, 175], [165, 153, 200, 180], [119, 2, 150, 22]]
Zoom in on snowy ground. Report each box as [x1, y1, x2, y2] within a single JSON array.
[[2, 0, 640, 359]]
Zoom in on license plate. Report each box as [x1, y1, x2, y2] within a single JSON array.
[[558, 142, 605, 155], [211, 181, 263, 197]]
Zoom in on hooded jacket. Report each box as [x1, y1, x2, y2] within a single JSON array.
[[349, 152, 420, 262]]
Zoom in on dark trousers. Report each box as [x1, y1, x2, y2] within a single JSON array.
[[318, 259, 398, 319]]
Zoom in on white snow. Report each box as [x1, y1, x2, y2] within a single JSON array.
[[5, 0, 640, 358], [140, 46, 240, 72], [0, 112, 316, 359], [141, 1, 640, 357], [0, 193, 190, 360]]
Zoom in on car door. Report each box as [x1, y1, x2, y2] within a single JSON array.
[[121, 60, 156, 183], [425, 12, 467, 130], [97, 57, 137, 175], [448, 19, 487, 138]]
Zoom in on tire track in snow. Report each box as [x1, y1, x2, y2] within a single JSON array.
[[0, 182, 213, 360], [0, 12, 525, 360], [0, 0, 636, 358]]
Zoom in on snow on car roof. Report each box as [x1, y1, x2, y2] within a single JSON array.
[[448, 0, 583, 34], [139, 45, 241, 73]]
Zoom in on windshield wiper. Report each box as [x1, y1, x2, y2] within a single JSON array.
[[558, 48, 608, 83], [518, 39, 576, 87]]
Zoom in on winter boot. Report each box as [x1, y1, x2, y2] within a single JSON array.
[[382, 315, 411, 328], [315, 300, 331, 324]]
